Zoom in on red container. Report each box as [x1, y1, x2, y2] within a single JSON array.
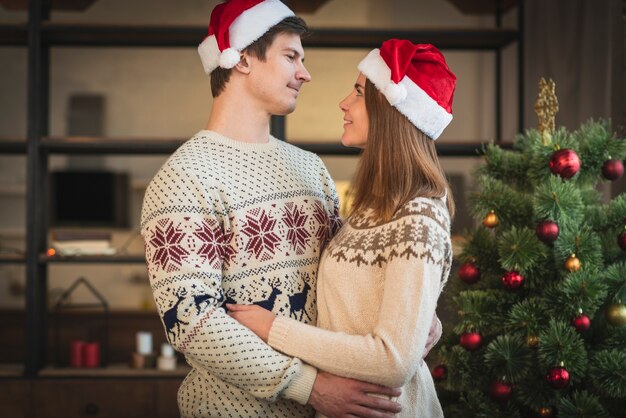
[[70, 340, 85, 367], [82, 342, 101, 368]]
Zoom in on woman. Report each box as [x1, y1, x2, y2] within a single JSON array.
[[228, 39, 456, 417]]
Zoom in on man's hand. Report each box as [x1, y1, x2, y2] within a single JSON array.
[[227, 303, 275, 342], [308, 371, 402, 418]]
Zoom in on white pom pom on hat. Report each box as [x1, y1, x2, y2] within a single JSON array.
[[198, 0, 295, 75], [218, 48, 241, 69], [383, 82, 407, 106]]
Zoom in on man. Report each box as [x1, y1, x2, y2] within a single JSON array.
[[141, 0, 401, 416]]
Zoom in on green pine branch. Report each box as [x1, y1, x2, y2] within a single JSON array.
[[484, 335, 534, 383], [469, 177, 534, 228], [497, 226, 548, 275], [537, 320, 587, 378], [542, 269, 609, 321], [533, 176, 584, 224], [557, 390, 609, 418], [589, 350, 626, 398]]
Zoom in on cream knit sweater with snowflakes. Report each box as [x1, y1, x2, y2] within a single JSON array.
[[268, 196, 452, 418], [141, 130, 341, 417]]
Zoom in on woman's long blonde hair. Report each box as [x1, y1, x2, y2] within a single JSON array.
[[348, 78, 455, 222]]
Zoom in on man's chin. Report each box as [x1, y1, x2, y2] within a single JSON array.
[[272, 103, 297, 116]]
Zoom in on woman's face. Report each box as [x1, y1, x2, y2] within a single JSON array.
[[339, 73, 369, 149]]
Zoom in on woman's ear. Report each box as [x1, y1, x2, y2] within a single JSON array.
[[234, 53, 251, 74]]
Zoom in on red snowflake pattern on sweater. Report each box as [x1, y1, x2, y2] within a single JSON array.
[[241, 208, 281, 261], [148, 218, 189, 272], [283, 203, 311, 255], [193, 219, 236, 269], [312, 200, 331, 242]]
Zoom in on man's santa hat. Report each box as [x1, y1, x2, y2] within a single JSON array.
[[358, 39, 456, 140], [198, 0, 295, 75]]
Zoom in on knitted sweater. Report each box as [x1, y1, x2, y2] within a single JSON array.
[[140, 130, 341, 417], [268, 196, 452, 418]]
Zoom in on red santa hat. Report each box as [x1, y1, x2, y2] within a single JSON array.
[[198, 0, 295, 75], [358, 39, 456, 140]]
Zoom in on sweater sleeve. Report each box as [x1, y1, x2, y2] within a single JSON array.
[[141, 162, 316, 404], [268, 214, 449, 388], [319, 158, 343, 240]]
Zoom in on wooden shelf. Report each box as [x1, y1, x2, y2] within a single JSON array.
[[39, 363, 190, 378], [41, 254, 145, 263], [447, 0, 518, 15], [41, 136, 186, 155], [39, 137, 512, 156], [0, 254, 26, 263], [0, 140, 27, 154], [0, 24, 26, 46], [0, 23, 517, 50], [0, 363, 23, 377]]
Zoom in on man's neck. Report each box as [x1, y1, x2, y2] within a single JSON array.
[[206, 91, 272, 144]]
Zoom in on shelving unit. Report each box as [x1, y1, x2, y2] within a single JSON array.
[[0, 0, 523, 381]]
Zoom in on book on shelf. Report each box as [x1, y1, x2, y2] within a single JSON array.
[[52, 231, 112, 241], [51, 230, 115, 256]]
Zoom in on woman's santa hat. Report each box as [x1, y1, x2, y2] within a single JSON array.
[[198, 0, 295, 75], [358, 39, 456, 140]]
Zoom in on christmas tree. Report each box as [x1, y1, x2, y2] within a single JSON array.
[[433, 79, 626, 418]]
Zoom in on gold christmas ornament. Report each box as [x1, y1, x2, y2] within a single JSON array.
[[564, 254, 581, 272], [527, 335, 539, 348], [538, 406, 553, 417], [605, 303, 626, 327], [534, 77, 559, 145], [482, 210, 499, 228]]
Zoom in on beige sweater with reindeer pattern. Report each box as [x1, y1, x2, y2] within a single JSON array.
[[268, 196, 452, 418], [141, 130, 342, 417]]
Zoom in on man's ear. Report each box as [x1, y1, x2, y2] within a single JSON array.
[[234, 53, 251, 74]]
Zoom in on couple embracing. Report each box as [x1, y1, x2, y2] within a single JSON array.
[[141, 1, 456, 417]]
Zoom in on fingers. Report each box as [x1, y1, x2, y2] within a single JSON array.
[[354, 395, 402, 414], [357, 382, 402, 398], [348, 404, 398, 418]]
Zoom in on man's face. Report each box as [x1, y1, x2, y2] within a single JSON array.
[[245, 32, 311, 116]]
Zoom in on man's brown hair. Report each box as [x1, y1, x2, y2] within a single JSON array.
[[210, 16, 308, 97]]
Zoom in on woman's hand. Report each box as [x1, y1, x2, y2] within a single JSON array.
[[227, 304, 276, 342]]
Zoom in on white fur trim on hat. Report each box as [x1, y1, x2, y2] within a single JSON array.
[[358, 48, 453, 140], [198, 34, 220, 75], [229, 0, 295, 50]]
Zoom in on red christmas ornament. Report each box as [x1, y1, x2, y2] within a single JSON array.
[[546, 366, 570, 389], [458, 262, 481, 284], [501, 271, 524, 290], [431, 365, 447, 381], [460, 331, 483, 351], [549, 148, 581, 179], [618, 230, 626, 252], [488, 379, 513, 403], [536, 220, 559, 244], [571, 313, 591, 332], [602, 159, 624, 181]]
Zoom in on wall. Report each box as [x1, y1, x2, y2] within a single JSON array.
[[0, 0, 523, 308]]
